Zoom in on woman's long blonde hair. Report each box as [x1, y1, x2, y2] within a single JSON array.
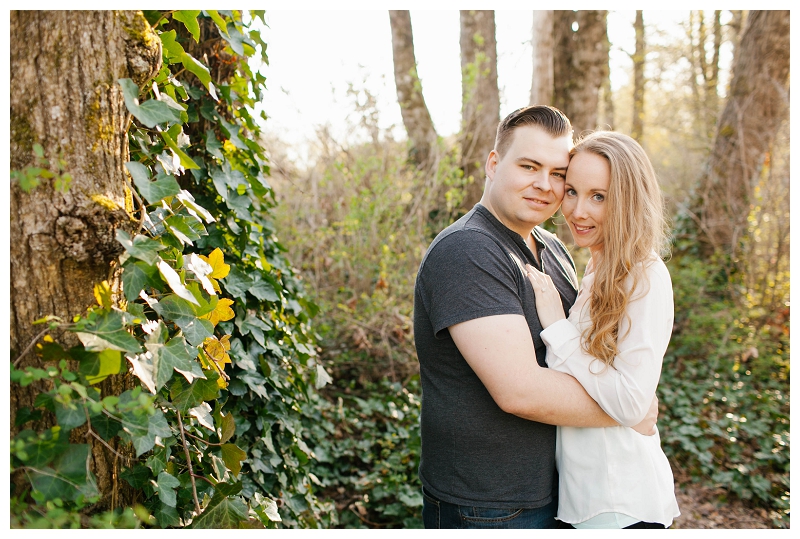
[[569, 131, 670, 368]]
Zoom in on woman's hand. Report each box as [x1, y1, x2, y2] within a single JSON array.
[[631, 394, 659, 436], [525, 264, 566, 329]]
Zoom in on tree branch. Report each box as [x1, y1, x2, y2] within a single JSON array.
[[177, 411, 202, 514]]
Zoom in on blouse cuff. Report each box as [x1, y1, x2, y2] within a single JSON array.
[[541, 318, 582, 368]]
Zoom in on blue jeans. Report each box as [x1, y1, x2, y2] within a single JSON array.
[[421, 487, 558, 529]]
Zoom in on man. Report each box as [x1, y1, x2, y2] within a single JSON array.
[[413, 105, 655, 529]]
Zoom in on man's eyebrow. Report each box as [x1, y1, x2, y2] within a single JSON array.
[[518, 157, 567, 170]]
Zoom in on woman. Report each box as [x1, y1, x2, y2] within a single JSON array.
[[525, 131, 680, 529]]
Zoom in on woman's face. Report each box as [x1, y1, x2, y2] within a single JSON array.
[[561, 151, 611, 257]]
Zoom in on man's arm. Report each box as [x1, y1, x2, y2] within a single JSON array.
[[450, 313, 618, 427]]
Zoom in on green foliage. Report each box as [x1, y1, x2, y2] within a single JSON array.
[[11, 10, 331, 529], [11, 143, 73, 193], [306, 377, 423, 528], [659, 255, 790, 527]]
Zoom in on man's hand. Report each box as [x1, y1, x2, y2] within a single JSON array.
[[631, 393, 659, 436]]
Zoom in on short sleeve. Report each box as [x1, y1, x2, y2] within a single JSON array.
[[417, 230, 524, 338]]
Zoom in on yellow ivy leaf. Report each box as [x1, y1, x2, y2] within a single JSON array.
[[199, 248, 230, 280], [199, 297, 235, 326], [203, 336, 231, 367], [93, 281, 113, 309]]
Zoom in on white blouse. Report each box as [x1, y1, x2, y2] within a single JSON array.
[[541, 254, 680, 527]]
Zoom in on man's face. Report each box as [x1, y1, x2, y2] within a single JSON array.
[[482, 125, 572, 238]]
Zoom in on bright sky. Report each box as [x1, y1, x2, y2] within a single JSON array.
[[254, 10, 692, 162]]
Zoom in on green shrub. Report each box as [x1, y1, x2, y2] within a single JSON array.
[[659, 255, 789, 527]]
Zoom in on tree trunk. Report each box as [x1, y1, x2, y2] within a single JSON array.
[[9, 10, 161, 511], [389, 10, 438, 167], [695, 10, 790, 256], [553, 10, 609, 138], [529, 10, 554, 106], [630, 11, 645, 142], [459, 10, 500, 211]]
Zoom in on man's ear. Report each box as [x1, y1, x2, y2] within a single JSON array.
[[485, 150, 498, 179]]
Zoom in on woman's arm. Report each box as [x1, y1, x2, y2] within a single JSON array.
[[529, 261, 674, 427]]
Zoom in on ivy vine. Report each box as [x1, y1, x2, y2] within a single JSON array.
[[11, 10, 333, 529]]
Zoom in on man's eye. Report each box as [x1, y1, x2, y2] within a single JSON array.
[[551, 172, 565, 179]]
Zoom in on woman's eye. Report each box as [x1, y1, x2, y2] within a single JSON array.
[[592, 194, 605, 202], [566, 189, 576, 196]]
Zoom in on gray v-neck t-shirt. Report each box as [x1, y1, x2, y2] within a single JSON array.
[[414, 204, 579, 508]]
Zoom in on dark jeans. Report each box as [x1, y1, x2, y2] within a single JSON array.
[[421, 487, 558, 529]]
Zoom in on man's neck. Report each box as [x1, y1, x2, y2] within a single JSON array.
[[525, 230, 540, 265]]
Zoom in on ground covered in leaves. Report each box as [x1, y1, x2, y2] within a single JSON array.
[[672, 473, 779, 529]]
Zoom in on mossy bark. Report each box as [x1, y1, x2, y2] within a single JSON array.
[[9, 10, 161, 512], [695, 10, 790, 255]]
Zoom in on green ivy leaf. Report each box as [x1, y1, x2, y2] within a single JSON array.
[[30, 444, 99, 502], [204, 10, 229, 36], [210, 162, 248, 198], [218, 411, 236, 444], [116, 229, 166, 266], [91, 413, 121, 441], [173, 10, 201, 42], [249, 275, 280, 302], [222, 265, 253, 299], [180, 52, 212, 90], [218, 22, 251, 56], [153, 503, 181, 528], [164, 214, 205, 246], [189, 482, 249, 529], [153, 294, 198, 325], [127, 165, 182, 204], [121, 260, 162, 302], [120, 464, 151, 489], [159, 29, 185, 61], [119, 78, 181, 128], [219, 443, 247, 477], [14, 427, 68, 467], [54, 402, 87, 430], [156, 471, 181, 507], [14, 407, 43, 427], [161, 131, 200, 170], [182, 318, 214, 347], [74, 311, 142, 354], [205, 129, 224, 159], [170, 370, 221, 412], [148, 336, 199, 391]]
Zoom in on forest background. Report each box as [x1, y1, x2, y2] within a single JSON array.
[[6, 8, 791, 529]]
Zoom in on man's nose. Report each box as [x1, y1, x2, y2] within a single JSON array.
[[531, 170, 552, 192]]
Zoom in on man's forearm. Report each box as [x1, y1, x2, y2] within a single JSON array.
[[502, 366, 618, 427]]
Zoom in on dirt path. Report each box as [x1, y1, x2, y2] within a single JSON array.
[[671, 475, 778, 529]]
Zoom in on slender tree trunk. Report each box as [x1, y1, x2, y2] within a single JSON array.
[[553, 10, 609, 137], [389, 10, 437, 167], [695, 10, 790, 256], [599, 65, 615, 131], [709, 11, 722, 100], [459, 10, 500, 211], [529, 10, 554, 106], [10, 10, 161, 511], [630, 11, 645, 142]]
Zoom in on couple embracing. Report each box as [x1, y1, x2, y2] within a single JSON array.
[[413, 105, 680, 529]]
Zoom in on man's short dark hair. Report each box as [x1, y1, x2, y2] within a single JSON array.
[[494, 105, 573, 157]]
